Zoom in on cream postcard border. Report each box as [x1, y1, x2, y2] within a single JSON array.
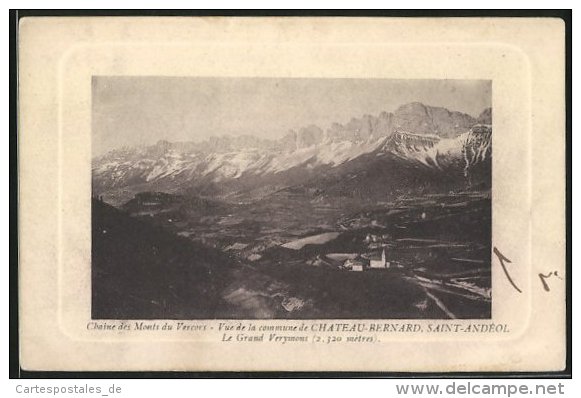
[[19, 17, 566, 371]]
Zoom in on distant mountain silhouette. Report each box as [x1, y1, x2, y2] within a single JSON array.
[[92, 103, 491, 206]]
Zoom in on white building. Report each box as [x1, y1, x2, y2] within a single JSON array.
[[350, 263, 364, 272], [344, 258, 365, 272], [369, 248, 390, 269]]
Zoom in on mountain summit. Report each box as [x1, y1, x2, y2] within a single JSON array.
[[93, 103, 491, 205]]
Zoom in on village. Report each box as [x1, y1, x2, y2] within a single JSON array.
[[307, 246, 394, 272], [216, 228, 399, 273]]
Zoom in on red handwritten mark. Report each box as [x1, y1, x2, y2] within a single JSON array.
[[538, 271, 563, 292], [493, 247, 522, 293]]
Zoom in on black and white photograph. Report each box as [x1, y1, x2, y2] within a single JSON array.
[[91, 77, 492, 320]]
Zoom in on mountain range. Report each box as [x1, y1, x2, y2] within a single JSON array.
[[92, 102, 492, 206]]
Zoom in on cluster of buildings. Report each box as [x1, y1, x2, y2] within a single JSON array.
[[344, 248, 391, 272], [312, 248, 391, 272]]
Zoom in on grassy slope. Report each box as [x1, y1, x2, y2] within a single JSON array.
[[92, 199, 233, 319]]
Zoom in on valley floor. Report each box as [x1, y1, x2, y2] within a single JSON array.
[[92, 191, 491, 320]]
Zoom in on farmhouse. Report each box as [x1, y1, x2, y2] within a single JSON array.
[[344, 257, 366, 272]]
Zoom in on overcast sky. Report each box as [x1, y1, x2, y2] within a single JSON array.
[[92, 77, 491, 156]]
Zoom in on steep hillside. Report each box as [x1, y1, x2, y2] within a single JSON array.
[[92, 198, 233, 319]]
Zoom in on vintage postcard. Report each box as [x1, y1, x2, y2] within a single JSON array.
[[18, 16, 567, 372]]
